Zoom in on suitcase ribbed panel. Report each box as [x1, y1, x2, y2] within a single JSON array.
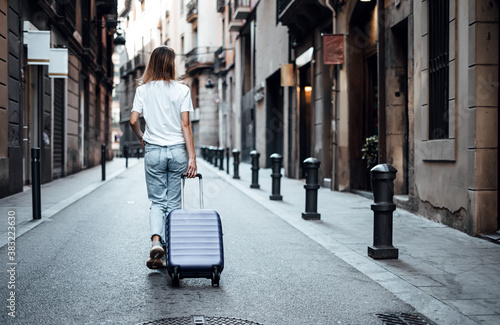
[[167, 209, 224, 276]]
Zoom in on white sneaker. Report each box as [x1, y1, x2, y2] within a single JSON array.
[[149, 240, 165, 259], [146, 257, 165, 269]]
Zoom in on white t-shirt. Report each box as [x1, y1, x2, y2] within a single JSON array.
[[132, 80, 193, 146]]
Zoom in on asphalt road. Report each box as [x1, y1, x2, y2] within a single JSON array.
[[0, 162, 414, 325]]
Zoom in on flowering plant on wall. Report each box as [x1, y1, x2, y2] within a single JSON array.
[[361, 135, 379, 169]]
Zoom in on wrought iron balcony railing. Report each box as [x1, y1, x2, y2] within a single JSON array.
[[217, 0, 225, 13], [185, 47, 215, 73], [234, 0, 251, 10], [186, 0, 198, 23], [134, 52, 147, 70]]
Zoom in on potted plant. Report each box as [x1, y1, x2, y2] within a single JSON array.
[[361, 135, 379, 170]]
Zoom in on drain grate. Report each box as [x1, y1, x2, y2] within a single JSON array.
[[376, 313, 435, 325], [139, 316, 264, 325]]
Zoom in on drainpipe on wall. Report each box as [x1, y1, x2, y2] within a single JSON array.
[[319, 0, 338, 190]]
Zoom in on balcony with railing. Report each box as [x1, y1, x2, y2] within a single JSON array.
[[126, 60, 133, 73], [185, 47, 215, 74], [228, 18, 243, 32], [120, 65, 127, 78], [276, 0, 332, 37], [119, 57, 136, 78], [217, 0, 225, 13], [233, 0, 251, 20], [186, 0, 198, 23], [134, 52, 147, 71]]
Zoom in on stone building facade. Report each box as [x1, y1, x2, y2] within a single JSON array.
[[116, 0, 499, 236], [118, 0, 222, 155], [0, 0, 116, 198], [412, 0, 499, 235], [276, 0, 498, 236]]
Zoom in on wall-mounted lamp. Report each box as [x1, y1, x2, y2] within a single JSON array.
[[92, 17, 127, 51], [205, 79, 215, 89], [113, 28, 126, 54]]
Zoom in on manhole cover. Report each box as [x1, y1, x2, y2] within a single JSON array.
[[139, 316, 264, 325], [376, 313, 435, 325]]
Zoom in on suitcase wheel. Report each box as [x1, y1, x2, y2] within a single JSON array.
[[211, 267, 220, 287], [172, 267, 180, 287]]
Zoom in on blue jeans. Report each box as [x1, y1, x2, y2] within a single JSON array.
[[144, 143, 188, 243]]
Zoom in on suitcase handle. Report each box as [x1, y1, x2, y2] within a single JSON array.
[[180, 173, 204, 209], [181, 173, 203, 179]]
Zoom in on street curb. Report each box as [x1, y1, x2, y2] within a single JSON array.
[[199, 160, 478, 325], [0, 161, 140, 249]]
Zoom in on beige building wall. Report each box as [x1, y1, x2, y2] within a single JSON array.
[[254, 0, 288, 167], [197, 0, 221, 148], [383, 1, 414, 197], [332, 8, 352, 192], [169, 0, 220, 148], [233, 37, 243, 152], [413, 0, 498, 234], [468, 0, 498, 233]]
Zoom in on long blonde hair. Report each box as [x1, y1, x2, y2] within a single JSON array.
[[139, 46, 176, 85]]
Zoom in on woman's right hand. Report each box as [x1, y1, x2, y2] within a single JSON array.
[[186, 158, 197, 178]]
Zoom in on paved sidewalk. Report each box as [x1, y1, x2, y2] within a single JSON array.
[[199, 157, 500, 325], [0, 157, 140, 248]]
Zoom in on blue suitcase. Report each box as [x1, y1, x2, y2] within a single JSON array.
[[166, 174, 224, 287]]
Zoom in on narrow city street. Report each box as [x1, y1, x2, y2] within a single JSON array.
[[0, 161, 415, 325], [1, 0, 499, 324]]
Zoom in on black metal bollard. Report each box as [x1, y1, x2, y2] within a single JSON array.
[[212, 147, 217, 165], [250, 150, 260, 189], [101, 144, 106, 181], [124, 144, 129, 168], [368, 164, 399, 259], [218, 148, 224, 171], [269, 153, 283, 200], [202, 146, 207, 160], [302, 157, 321, 220], [232, 149, 241, 179], [31, 148, 41, 220], [207, 147, 212, 164], [226, 147, 230, 174], [213, 147, 219, 168]]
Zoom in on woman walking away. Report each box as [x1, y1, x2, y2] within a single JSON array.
[[129, 46, 197, 269]]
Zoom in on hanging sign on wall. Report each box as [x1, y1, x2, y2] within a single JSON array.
[[323, 34, 345, 65], [49, 49, 68, 78], [26, 31, 51, 65]]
